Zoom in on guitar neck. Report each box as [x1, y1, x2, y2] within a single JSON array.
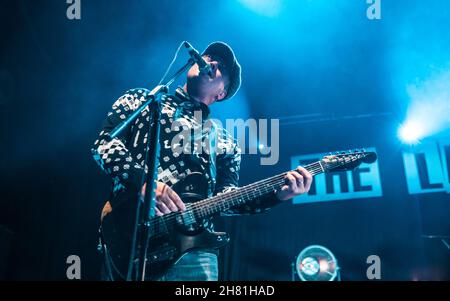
[[191, 160, 326, 219]]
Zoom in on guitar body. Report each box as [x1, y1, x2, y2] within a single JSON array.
[[101, 173, 230, 280]]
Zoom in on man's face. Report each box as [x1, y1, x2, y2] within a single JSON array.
[[186, 54, 230, 106]]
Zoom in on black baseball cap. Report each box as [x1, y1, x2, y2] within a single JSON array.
[[202, 41, 241, 101]]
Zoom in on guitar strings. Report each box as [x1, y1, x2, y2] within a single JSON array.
[[145, 161, 340, 230], [149, 159, 350, 230], [146, 166, 324, 233], [191, 165, 326, 217], [150, 160, 347, 229], [167, 162, 321, 212]]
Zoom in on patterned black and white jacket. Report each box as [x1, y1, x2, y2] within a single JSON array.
[[92, 87, 281, 216]]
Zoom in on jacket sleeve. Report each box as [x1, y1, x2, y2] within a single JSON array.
[[91, 89, 148, 196], [214, 135, 283, 216]]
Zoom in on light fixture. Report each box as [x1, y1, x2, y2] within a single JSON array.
[[295, 245, 340, 281]]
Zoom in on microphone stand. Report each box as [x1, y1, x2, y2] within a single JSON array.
[[109, 59, 195, 281]]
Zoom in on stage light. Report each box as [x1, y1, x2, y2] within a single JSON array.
[[398, 70, 450, 144], [295, 245, 340, 281], [238, 0, 282, 17], [398, 121, 423, 145]]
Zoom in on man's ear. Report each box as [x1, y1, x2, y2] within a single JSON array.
[[216, 90, 227, 101]]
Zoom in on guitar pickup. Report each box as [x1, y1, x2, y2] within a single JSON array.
[[176, 210, 196, 226]]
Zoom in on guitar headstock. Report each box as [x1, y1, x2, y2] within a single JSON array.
[[320, 150, 377, 172]]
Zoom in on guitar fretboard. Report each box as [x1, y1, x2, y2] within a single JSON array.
[[190, 161, 326, 218]]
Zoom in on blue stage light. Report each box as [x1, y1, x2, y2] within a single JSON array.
[[398, 121, 423, 145], [398, 70, 450, 144]]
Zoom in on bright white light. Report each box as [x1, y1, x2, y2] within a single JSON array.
[[399, 69, 450, 144], [238, 0, 282, 17], [258, 143, 265, 150], [398, 121, 424, 144], [319, 260, 330, 273]]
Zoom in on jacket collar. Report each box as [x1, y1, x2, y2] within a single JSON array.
[[175, 87, 211, 118]]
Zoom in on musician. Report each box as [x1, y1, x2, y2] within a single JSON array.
[[92, 41, 313, 281]]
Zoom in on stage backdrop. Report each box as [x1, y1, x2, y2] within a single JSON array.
[[0, 0, 449, 280]]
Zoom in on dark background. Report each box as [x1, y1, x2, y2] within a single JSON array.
[[0, 0, 449, 280]]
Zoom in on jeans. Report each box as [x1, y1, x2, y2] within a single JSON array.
[[157, 250, 218, 281], [101, 243, 218, 281]]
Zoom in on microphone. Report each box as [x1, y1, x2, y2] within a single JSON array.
[[183, 41, 211, 75]]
